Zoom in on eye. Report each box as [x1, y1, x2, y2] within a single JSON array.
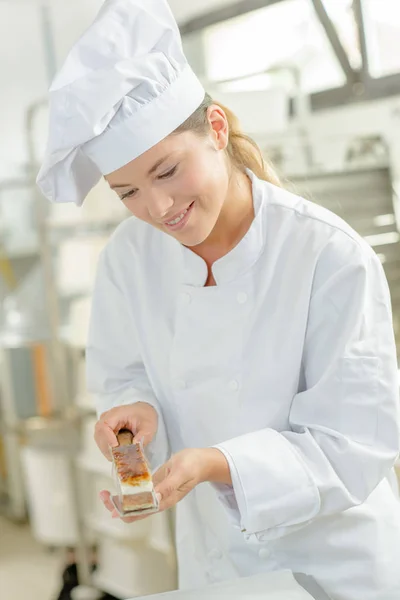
[[158, 165, 178, 180], [120, 189, 137, 200]]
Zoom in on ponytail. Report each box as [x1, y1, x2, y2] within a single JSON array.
[[175, 92, 280, 186]]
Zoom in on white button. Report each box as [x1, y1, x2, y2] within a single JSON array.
[[229, 380, 239, 392], [175, 379, 186, 390], [181, 292, 191, 304], [208, 548, 223, 561], [237, 292, 248, 304], [259, 547, 271, 560]]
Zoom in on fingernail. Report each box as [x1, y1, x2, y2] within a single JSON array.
[[156, 492, 162, 502]]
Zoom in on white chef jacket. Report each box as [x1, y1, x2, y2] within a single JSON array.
[[87, 170, 400, 600]]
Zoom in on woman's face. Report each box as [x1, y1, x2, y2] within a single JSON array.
[[105, 107, 230, 247]]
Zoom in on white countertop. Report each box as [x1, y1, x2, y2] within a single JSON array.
[[130, 570, 331, 600]]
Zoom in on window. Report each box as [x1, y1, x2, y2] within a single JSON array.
[[199, 0, 400, 109], [203, 0, 346, 95], [362, 0, 400, 78], [322, 0, 362, 69]]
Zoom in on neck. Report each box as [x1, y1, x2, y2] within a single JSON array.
[[191, 170, 254, 267]]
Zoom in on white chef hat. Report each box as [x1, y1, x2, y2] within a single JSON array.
[[36, 0, 205, 206]]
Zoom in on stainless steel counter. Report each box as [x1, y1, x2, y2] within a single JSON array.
[[131, 570, 332, 600]]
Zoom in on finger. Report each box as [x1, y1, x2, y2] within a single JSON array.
[[133, 427, 156, 447], [94, 421, 118, 460], [152, 463, 170, 487], [157, 489, 181, 512], [154, 472, 183, 504], [119, 513, 153, 524], [155, 475, 194, 511], [100, 491, 121, 519], [99, 490, 115, 514]]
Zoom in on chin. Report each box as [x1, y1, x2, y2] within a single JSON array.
[[176, 224, 214, 247], [176, 233, 208, 247]]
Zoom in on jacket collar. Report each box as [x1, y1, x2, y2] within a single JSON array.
[[180, 170, 267, 287]]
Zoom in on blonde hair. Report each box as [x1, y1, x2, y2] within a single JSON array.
[[174, 93, 280, 186]]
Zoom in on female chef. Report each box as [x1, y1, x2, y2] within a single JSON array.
[[37, 1, 400, 599]]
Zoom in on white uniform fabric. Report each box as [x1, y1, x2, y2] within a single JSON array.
[[87, 171, 400, 600], [36, 0, 204, 206]]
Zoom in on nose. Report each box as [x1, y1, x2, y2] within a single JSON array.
[[146, 188, 174, 221]]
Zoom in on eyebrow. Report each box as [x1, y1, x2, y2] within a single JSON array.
[[109, 154, 172, 190], [148, 154, 172, 176]]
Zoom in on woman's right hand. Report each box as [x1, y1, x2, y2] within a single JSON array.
[[94, 402, 158, 460]]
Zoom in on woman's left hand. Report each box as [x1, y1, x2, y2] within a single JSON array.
[[100, 447, 231, 523], [153, 447, 210, 511]]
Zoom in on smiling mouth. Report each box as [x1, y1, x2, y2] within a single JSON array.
[[164, 202, 194, 227]]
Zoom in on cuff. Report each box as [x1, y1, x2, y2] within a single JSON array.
[[209, 451, 243, 530], [215, 428, 320, 535]]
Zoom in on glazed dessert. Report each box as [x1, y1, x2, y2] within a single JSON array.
[[111, 429, 158, 512]]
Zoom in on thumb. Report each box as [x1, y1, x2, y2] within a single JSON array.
[[133, 426, 156, 447], [152, 462, 170, 488], [154, 470, 182, 503], [154, 478, 174, 505]]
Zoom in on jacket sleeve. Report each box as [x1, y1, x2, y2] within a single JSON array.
[[86, 244, 169, 469], [213, 235, 400, 541]]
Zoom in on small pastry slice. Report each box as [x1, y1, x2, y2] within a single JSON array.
[[111, 429, 158, 513]]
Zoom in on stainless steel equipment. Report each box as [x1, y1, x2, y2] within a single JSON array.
[[287, 164, 400, 355]]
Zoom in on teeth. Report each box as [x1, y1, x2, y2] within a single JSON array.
[[167, 208, 188, 226]]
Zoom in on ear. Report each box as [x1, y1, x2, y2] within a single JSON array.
[[207, 105, 229, 151]]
